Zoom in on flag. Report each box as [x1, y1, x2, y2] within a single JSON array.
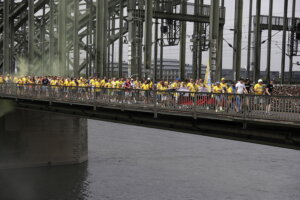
[[204, 60, 212, 92]]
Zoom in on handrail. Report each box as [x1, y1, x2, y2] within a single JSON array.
[[0, 83, 299, 123]]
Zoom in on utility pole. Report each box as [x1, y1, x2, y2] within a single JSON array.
[[247, 0, 252, 79], [209, 0, 220, 83], [289, 0, 296, 84], [266, 0, 273, 82], [232, 0, 243, 81], [281, 0, 288, 84]]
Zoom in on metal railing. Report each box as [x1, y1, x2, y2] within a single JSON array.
[[0, 84, 299, 123]]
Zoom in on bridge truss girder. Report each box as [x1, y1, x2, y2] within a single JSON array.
[[0, 0, 226, 80]]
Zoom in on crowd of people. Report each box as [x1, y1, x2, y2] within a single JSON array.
[[0, 74, 277, 96], [1, 74, 285, 113]]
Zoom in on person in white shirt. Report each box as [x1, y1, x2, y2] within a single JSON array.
[[235, 79, 247, 94], [235, 79, 248, 112]]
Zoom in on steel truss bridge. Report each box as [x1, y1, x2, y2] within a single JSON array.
[[0, 0, 299, 83], [0, 0, 225, 81]]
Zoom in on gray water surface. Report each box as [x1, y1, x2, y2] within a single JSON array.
[[0, 120, 299, 200]]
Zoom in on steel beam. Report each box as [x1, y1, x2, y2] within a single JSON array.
[[247, 0, 252, 79], [73, 0, 80, 77], [3, 0, 10, 74], [154, 18, 158, 82], [198, 0, 204, 79], [49, 0, 55, 75], [58, 0, 67, 76], [28, 0, 35, 74], [281, 0, 288, 84], [253, 0, 261, 82], [111, 15, 115, 78], [179, 0, 187, 80], [266, 0, 273, 82], [209, 0, 220, 83], [144, 0, 153, 74], [192, 0, 199, 80], [118, 0, 124, 78], [160, 19, 164, 80], [232, 0, 243, 81], [96, 0, 108, 77], [289, 0, 296, 84], [127, 0, 138, 78]]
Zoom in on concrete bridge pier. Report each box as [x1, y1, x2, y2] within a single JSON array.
[[0, 109, 88, 169]]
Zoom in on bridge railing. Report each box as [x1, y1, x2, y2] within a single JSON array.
[[0, 84, 299, 123]]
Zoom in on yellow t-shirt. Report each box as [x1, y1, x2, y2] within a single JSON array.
[[0, 77, 4, 84], [254, 84, 264, 95], [220, 83, 228, 90], [188, 84, 198, 93], [105, 82, 112, 88], [141, 83, 150, 90], [213, 85, 223, 93]]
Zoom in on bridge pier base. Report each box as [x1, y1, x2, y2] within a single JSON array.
[[0, 109, 88, 169]]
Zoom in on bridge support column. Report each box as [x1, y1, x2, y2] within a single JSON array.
[[0, 110, 88, 169]]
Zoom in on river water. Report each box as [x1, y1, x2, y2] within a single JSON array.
[[0, 120, 299, 200]]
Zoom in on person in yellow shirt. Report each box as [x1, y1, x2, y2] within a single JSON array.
[[253, 79, 265, 109], [220, 78, 228, 93], [213, 82, 224, 112], [133, 78, 141, 89], [0, 76, 4, 84], [254, 79, 265, 95], [141, 80, 151, 103], [213, 82, 223, 94]]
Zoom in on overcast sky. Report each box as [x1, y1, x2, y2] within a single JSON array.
[[160, 0, 300, 72]]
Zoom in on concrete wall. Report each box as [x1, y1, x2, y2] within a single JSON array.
[[0, 109, 88, 169]]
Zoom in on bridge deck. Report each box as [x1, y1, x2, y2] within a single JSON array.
[[0, 85, 299, 126]]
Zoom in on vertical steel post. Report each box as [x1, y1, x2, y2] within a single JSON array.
[[118, 0, 124, 78], [3, 0, 10, 74], [28, 0, 35, 74], [192, 0, 199, 80], [96, 0, 108, 77], [209, 0, 220, 83], [73, 0, 80, 77], [281, 0, 288, 84], [49, 0, 55, 75], [266, 0, 273, 82], [107, 17, 111, 78], [289, 0, 296, 84], [58, 0, 67, 76], [232, 0, 243, 81], [41, 5, 46, 75], [137, 0, 144, 78], [253, 0, 261, 82], [154, 18, 158, 82], [144, 0, 153, 74], [197, 0, 204, 79], [111, 15, 115, 78], [160, 19, 164, 80], [88, 0, 93, 76], [247, 0, 252, 79], [127, 0, 138, 78], [179, 0, 187, 80]]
